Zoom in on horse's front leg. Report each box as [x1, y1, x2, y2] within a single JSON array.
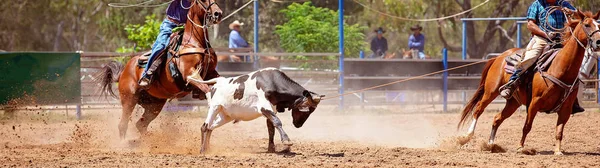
[[260, 107, 292, 150], [554, 103, 573, 155]]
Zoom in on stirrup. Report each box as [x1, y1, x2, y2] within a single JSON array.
[[499, 80, 517, 99], [138, 77, 151, 89]]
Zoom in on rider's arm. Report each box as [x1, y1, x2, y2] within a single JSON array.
[[408, 35, 415, 49], [525, 1, 550, 40], [527, 20, 550, 40]]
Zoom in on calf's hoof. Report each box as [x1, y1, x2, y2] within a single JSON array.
[[282, 140, 293, 146]]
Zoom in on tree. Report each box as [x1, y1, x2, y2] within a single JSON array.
[[116, 14, 161, 53], [275, 2, 366, 60]]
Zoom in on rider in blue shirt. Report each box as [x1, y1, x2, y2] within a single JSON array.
[[500, 0, 582, 113], [139, 0, 192, 88], [408, 25, 426, 59]]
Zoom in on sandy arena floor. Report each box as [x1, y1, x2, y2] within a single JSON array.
[[1, 107, 600, 167]]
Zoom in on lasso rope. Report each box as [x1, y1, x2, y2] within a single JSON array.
[[322, 59, 492, 100], [351, 0, 491, 22], [108, 0, 173, 8], [221, 0, 255, 21], [109, 0, 254, 22]]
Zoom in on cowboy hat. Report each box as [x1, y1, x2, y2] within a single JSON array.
[[229, 20, 244, 30], [374, 27, 385, 33], [410, 25, 423, 31]]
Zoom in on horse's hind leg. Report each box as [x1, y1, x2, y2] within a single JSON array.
[[136, 99, 167, 136], [462, 91, 497, 142], [119, 96, 137, 140], [489, 98, 520, 145]]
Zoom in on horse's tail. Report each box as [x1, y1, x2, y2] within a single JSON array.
[[458, 58, 497, 128], [96, 61, 124, 99]]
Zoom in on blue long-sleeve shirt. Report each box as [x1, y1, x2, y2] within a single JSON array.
[[370, 37, 388, 56], [526, 0, 575, 32], [408, 34, 425, 52], [166, 0, 191, 24], [229, 30, 249, 48]]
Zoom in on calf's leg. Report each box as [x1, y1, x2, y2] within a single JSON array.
[[260, 107, 292, 146], [266, 119, 275, 152], [200, 105, 232, 154]]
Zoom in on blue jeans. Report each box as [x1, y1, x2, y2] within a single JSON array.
[[416, 51, 426, 59], [142, 19, 178, 78], [509, 69, 521, 81]]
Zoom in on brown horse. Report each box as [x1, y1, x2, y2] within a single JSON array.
[[400, 48, 431, 59], [457, 10, 600, 155], [97, 0, 223, 142]]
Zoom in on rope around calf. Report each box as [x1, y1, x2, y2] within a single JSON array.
[[322, 58, 492, 100]]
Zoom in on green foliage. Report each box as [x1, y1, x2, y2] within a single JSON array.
[[117, 14, 161, 53], [275, 2, 366, 64]]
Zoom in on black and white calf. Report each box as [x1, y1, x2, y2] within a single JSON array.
[[188, 68, 324, 153]]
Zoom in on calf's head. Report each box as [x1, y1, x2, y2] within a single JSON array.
[[291, 91, 324, 128]]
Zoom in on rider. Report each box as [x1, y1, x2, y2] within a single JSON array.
[[139, 0, 192, 88], [500, 0, 584, 113]]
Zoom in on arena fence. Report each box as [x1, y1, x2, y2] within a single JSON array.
[[1, 48, 599, 119]]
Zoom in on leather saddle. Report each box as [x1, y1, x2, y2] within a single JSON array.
[[137, 29, 185, 68], [504, 45, 561, 74]]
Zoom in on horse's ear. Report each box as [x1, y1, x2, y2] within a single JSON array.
[[567, 14, 580, 28], [594, 10, 600, 20], [576, 10, 586, 20]]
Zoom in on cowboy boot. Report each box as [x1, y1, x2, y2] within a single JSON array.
[[500, 69, 521, 99], [572, 98, 585, 114], [138, 72, 152, 89]]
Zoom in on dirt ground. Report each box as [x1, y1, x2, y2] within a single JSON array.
[[1, 106, 600, 167]]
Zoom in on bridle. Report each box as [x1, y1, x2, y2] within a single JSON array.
[[185, 0, 218, 29], [567, 17, 600, 58], [177, 0, 220, 79]]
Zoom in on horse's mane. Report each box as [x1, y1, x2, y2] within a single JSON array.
[[562, 11, 595, 44]]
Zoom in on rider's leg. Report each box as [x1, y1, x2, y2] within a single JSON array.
[[139, 19, 178, 87], [418, 51, 426, 59], [500, 36, 548, 99]]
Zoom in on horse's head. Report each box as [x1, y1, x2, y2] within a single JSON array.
[[291, 91, 324, 128], [566, 10, 600, 51], [190, 0, 223, 25], [401, 48, 412, 59]]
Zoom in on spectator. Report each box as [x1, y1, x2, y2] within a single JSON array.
[[370, 27, 388, 58], [228, 20, 249, 61], [408, 25, 426, 59]]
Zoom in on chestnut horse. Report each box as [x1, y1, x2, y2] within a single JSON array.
[[98, 0, 223, 142], [457, 10, 600, 155]]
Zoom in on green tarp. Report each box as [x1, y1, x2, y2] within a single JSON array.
[[0, 52, 81, 105]]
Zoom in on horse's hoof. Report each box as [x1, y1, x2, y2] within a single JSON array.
[[282, 140, 293, 146], [554, 151, 564, 156], [456, 136, 472, 146], [267, 144, 276, 153]]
